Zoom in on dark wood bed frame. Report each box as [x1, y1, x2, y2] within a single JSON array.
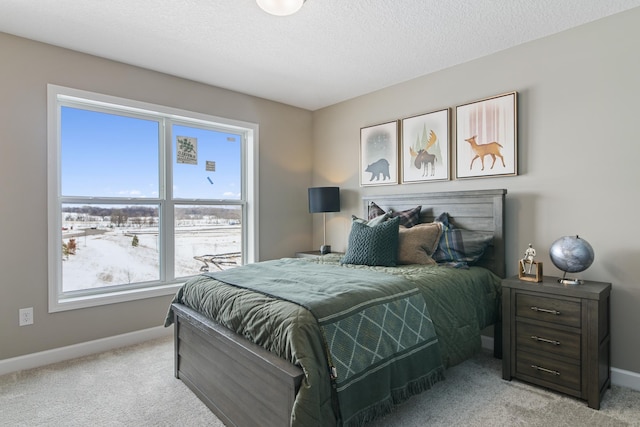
[[171, 189, 506, 426]]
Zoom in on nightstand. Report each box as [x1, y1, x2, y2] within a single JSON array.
[[502, 275, 611, 409], [295, 250, 343, 259]]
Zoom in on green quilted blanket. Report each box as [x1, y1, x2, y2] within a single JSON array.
[[166, 254, 501, 426], [203, 259, 444, 426]]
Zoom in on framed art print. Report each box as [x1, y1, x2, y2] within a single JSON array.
[[360, 120, 399, 186], [455, 92, 517, 179], [401, 108, 450, 183]]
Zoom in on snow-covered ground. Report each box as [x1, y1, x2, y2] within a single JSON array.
[[62, 226, 240, 291]]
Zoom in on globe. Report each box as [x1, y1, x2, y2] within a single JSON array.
[[549, 236, 594, 279]]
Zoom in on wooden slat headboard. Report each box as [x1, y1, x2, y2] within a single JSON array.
[[362, 189, 507, 278]]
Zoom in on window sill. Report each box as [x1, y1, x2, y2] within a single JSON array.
[[49, 282, 184, 313]]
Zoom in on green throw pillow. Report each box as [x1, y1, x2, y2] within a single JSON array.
[[351, 212, 389, 227], [341, 216, 400, 267]]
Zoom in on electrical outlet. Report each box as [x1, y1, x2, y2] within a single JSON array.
[[19, 307, 34, 326]]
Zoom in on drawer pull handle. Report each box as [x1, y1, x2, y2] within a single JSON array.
[[531, 335, 560, 345], [530, 306, 560, 315], [531, 365, 560, 376]]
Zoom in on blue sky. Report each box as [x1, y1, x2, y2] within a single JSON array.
[[61, 107, 242, 200]]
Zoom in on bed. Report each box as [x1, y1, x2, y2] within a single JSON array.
[[166, 189, 506, 426]]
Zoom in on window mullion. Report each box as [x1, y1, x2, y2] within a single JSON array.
[[162, 119, 175, 281]]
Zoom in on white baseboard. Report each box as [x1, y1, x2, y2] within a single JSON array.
[[611, 367, 640, 392], [3, 330, 638, 393], [0, 325, 172, 376], [481, 335, 640, 392]]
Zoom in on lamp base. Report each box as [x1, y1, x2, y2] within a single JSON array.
[[320, 245, 331, 255]]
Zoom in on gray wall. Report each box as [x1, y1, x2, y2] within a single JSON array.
[[312, 8, 640, 374], [3, 7, 640, 377], [0, 33, 313, 360]]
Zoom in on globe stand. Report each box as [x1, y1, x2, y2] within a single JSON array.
[[558, 271, 583, 285]]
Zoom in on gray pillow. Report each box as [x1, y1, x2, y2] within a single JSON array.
[[341, 216, 400, 267], [351, 213, 389, 227]]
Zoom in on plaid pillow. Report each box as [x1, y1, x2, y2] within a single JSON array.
[[434, 212, 449, 225], [433, 212, 492, 264], [368, 202, 422, 228], [367, 202, 386, 219]]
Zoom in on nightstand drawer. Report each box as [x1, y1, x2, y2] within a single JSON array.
[[516, 350, 581, 391], [516, 321, 580, 360], [516, 293, 581, 327]]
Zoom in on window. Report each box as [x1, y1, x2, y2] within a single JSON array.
[[47, 85, 258, 312]]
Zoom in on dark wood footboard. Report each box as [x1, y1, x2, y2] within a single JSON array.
[[172, 303, 304, 426]]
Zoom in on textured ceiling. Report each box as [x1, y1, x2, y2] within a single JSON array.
[[1, 0, 639, 110]]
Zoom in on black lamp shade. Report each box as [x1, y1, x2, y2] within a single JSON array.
[[308, 187, 340, 213]]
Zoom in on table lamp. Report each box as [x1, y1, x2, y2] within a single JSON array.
[[308, 187, 340, 254]]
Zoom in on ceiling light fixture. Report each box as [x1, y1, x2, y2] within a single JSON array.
[[256, 0, 306, 16]]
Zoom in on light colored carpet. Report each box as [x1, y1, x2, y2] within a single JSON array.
[[1, 336, 639, 426], [370, 352, 640, 427], [0, 336, 222, 427]]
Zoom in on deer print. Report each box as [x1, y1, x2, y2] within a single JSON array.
[[464, 135, 506, 171]]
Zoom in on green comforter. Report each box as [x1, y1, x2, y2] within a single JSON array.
[[165, 254, 501, 426], [203, 259, 444, 426]]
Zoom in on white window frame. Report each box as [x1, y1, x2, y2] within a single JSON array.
[[47, 84, 259, 312]]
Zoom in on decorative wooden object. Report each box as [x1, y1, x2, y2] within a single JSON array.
[[519, 261, 543, 282]]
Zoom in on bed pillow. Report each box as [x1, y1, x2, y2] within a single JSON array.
[[351, 212, 389, 227], [434, 212, 449, 226], [367, 201, 387, 219], [368, 202, 422, 228], [340, 216, 400, 267], [397, 222, 443, 265], [433, 212, 493, 264]]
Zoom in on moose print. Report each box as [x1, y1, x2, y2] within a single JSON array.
[[464, 135, 506, 171], [365, 158, 390, 181], [409, 129, 439, 177], [411, 148, 437, 177]]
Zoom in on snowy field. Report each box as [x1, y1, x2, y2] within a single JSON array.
[[62, 225, 241, 291]]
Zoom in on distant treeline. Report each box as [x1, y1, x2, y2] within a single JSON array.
[[63, 205, 241, 220], [64, 205, 156, 218]]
